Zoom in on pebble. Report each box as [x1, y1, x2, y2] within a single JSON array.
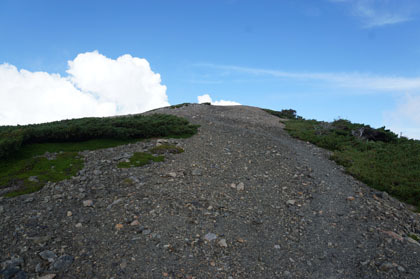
[[347, 196, 355, 201], [236, 182, 245, 191], [167, 172, 177, 178], [75, 223, 83, 228], [130, 220, 140, 226], [191, 169, 202, 176], [218, 239, 228, 247], [286, 200, 296, 205], [39, 250, 57, 263], [115, 224, 124, 230], [51, 255, 74, 272], [67, 211, 72, 217], [204, 233, 217, 242], [38, 275, 57, 279], [82, 200, 93, 207], [379, 262, 394, 271], [28, 176, 39, 182]]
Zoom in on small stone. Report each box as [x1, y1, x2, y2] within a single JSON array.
[[0, 205, 4, 214], [237, 238, 245, 243], [397, 265, 406, 272], [35, 263, 43, 273], [218, 239, 227, 248], [93, 170, 102, 176], [39, 250, 57, 263], [28, 176, 39, 182], [75, 223, 82, 228], [379, 262, 394, 271], [383, 231, 403, 241], [142, 229, 151, 235], [274, 245, 280, 249], [347, 196, 355, 201], [120, 260, 127, 269], [130, 220, 140, 226], [236, 182, 245, 191], [191, 169, 202, 176], [0, 266, 20, 278], [230, 183, 236, 189], [167, 172, 177, 178], [210, 261, 216, 267], [286, 200, 296, 205], [38, 275, 57, 279], [204, 233, 217, 242], [12, 270, 27, 279], [115, 224, 124, 230], [51, 255, 74, 272], [82, 200, 93, 207], [283, 271, 292, 278], [66, 211, 72, 217]]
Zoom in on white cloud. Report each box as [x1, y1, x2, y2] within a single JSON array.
[[0, 51, 169, 125], [197, 94, 241, 106], [202, 64, 420, 92], [384, 95, 420, 139], [330, 0, 416, 28]]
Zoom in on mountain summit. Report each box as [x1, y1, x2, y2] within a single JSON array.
[[1, 104, 419, 278]]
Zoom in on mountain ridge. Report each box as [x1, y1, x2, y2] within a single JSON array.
[[1, 104, 419, 278]]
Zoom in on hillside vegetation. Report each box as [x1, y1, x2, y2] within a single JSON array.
[[0, 114, 199, 197], [266, 109, 420, 211]]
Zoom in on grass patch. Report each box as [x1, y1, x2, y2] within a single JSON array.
[[409, 234, 420, 242], [117, 152, 164, 168], [1, 152, 83, 197], [150, 144, 184, 154], [0, 114, 198, 197], [265, 108, 420, 211]]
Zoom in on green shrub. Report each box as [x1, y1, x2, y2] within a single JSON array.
[[280, 117, 420, 211], [0, 114, 199, 160]]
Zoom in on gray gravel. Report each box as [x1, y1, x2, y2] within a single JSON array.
[[1, 104, 419, 279]]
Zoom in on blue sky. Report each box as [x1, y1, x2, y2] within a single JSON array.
[[1, 0, 420, 138]]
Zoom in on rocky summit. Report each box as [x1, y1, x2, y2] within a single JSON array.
[[1, 104, 419, 279]]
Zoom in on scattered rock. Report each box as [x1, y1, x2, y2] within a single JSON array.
[[130, 220, 140, 226], [218, 239, 227, 248], [286, 200, 296, 206], [51, 255, 74, 272], [236, 182, 245, 191], [39, 251, 57, 263], [82, 200, 93, 207], [347, 196, 355, 201], [191, 169, 202, 176], [75, 223, 83, 228], [379, 262, 394, 272], [28, 176, 39, 182], [115, 224, 124, 230], [66, 211, 72, 217], [167, 172, 177, 178], [204, 233, 217, 242], [38, 274, 57, 279]]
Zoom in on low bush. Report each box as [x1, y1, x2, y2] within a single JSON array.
[[265, 108, 420, 211]]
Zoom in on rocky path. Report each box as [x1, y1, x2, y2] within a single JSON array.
[[1, 104, 419, 279]]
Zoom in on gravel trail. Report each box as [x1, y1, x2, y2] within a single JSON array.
[[1, 104, 419, 279]]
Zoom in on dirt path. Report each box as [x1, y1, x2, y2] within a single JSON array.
[[1, 104, 419, 279]]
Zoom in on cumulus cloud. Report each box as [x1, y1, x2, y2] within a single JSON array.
[[384, 95, 420, 139], [0, 51, 169, 125], [197, 94, 241, 106]]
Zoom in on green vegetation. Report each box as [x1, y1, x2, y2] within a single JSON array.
[[262, 108, 301, 120], [170, 103, 192, 109], [1, 152, 83, 197], [0, 114, 199, 159], [265, 108, 420, 211], [0, 114, 199, 197], [409, 234, 420, 242], [117, 152, 164, 168], [150, 143, 184, 154]]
